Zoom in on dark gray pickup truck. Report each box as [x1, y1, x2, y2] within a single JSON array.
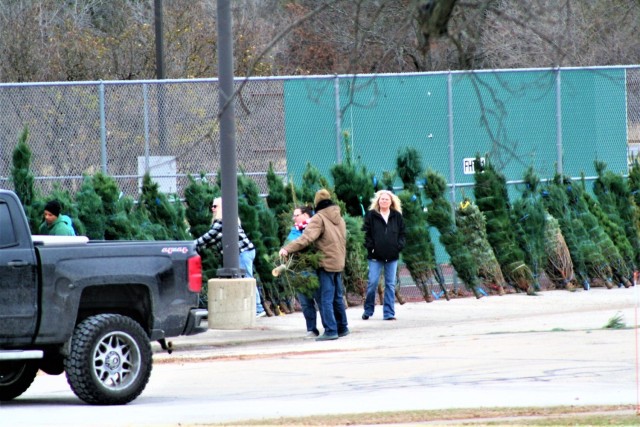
[[0, 189, 207, 405]]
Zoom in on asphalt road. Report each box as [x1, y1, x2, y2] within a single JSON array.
[[3, 287, 639, 426]]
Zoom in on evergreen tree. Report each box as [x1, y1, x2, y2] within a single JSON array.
[[542, 175, 612, 289], [237, 172, 279, 312], [594, 160, 640, 270], [512, 167, 547, 290], [456, 199, 506, 295], [424, 169, 484, 298], [394, 147, 446, 302], [343, 214, 368, 304], [75, 175, 107, 239], [300, 162, 328, 205], [91, 172, 144, 240], [398, 190, 437, 302], [543, 213, 576, 290], [183, 174, 220, 307], [137, 173, 190, 240], [396, 147, 423, 194], [184, 174, 219, 240], [266, 162, 294, 242], [10, 127, 41, 232], [473, 155, 534, 294], [567, 176, 622, 288], [584, 191, 634, 287], [330, 132, 374, 218]]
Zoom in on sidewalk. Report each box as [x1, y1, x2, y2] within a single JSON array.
[[155, 286, 640, 361]]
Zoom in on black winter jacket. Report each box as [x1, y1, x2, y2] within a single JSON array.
[[363, 209, 405, 262]]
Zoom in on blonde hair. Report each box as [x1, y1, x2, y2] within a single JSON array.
[[369, 190, 402, 214], [212, 197, 223, 221], [211, 197, 241, 225]]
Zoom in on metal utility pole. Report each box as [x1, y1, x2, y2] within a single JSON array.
[[154, 0, 168, 153], [216, 0, 241, 277]]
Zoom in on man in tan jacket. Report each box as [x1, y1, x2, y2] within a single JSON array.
[[279, 189, 349, 341]]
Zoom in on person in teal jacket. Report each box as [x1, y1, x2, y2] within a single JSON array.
[[39, 200, 75, 236]]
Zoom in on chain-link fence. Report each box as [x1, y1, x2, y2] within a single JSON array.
[[1, 66, 638, 297], [1, 66, 637, 201]]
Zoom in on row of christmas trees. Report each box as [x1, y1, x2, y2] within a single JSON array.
[[10, 127, 638, 311]]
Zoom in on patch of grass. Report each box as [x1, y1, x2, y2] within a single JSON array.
[[208, 405, 638, 426], [604, 312, 626, 329]]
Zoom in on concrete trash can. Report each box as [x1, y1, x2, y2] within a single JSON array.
[[208, 278, 256, 329]]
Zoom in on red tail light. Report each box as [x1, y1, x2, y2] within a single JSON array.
[[188, 255, 203, 292]]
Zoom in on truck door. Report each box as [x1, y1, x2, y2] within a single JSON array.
[[0, 199, 38, 342]]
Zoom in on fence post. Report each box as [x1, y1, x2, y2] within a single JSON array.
[[99, 81, 107, 174], [334, 75, 342, 164], [447, 71, 456, 207], [555, 68, 563, 176], [143, 83, 150, 172]]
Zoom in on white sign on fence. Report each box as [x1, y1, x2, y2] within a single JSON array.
[[463, 157, 485, 175], [137, 156, 177, 193]]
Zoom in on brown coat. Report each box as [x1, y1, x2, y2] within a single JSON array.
[[283, 204, 346, 272]]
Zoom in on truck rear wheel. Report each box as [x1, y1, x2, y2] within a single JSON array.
[[0, 360, 39, 401], [64, 314, 152, 405]]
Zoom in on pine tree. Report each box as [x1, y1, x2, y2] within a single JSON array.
[[584, 191, 634, 287], [473, 155, 534, 294], [330, 132, 374, 218], [300, 162, 328, 205], [75, 175, 107, 239], [567, 177, 621, 288], [137, 173, 190, 240], [10, 126, 41, 232], [456, 199, 506, 295], [543, 213, 576, 290], [594, 160, 640, 271], [91, 172, 144, 240], [542, 175, 612, 289], [393, 147, 443, 302], [237, 172, 280, 312], [183, 174, 220, 307], [424, 169, 484, 298], [398, 190, 437, 302], [512, 167, 547, 290], [266, 162, 294, 242], [541, 178, 590, 288], [343, 214, 368, 303]]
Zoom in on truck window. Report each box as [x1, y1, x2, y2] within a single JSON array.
[[0, 202, 17, 246]]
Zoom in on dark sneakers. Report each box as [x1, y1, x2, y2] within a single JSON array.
[[315, 333, 338, 341], [362, 313, 370, 320], [338, 328, 350, 337]]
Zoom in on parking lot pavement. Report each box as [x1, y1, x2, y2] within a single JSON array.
[[155, 286, 640, 362]]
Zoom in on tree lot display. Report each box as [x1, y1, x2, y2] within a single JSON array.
[[473, 156, 535, 295], [9, 134, 637, 308]]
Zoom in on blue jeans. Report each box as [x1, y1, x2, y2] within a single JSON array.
[[317, 269, 348, 336], [239, 249, 265, 314], [297, 290, 321, 333], [364, 259, 397, 319]]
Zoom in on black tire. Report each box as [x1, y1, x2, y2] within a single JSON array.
[[64, 314, 152, 405], [0, 360, 39, 401]]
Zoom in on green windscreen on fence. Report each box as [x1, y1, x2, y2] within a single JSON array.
[[284, 68, 627, 192]]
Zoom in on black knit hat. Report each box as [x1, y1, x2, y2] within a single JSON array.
[[44, 200, 61, 217]]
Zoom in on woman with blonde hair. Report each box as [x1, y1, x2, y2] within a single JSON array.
[[361, 190, 405, 321]]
